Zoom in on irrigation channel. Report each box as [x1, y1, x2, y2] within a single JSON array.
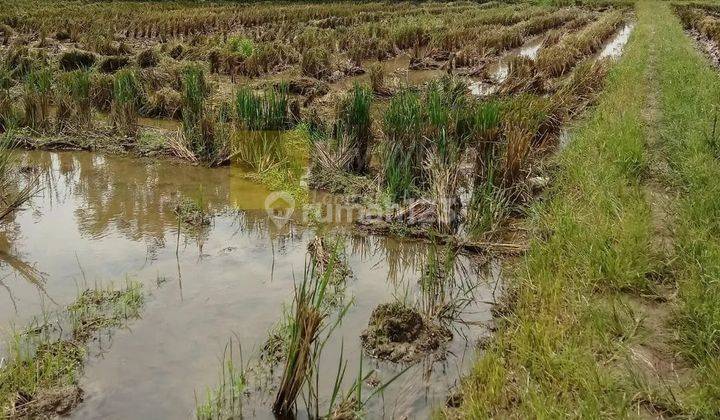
[[0, 150, 499, 418]]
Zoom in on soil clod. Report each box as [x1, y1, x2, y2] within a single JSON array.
[[361, 302, 452, 363]]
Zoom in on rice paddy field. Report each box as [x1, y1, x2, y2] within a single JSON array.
[[2, 0, 720, 418]]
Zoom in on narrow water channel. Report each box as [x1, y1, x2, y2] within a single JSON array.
[[0, 151, 497, 419]]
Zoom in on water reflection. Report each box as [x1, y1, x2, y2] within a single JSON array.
[[0, 150, 495, 419]]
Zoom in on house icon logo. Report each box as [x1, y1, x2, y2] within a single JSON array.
[[264, 191, 296, 229]]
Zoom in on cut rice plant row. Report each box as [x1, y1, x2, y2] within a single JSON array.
[[0, 1, 615, 84], [675, 3, 720, 45], [536, 10, 626, 77]]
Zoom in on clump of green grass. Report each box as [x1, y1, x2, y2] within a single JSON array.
[[226, 36, 254, 58], [230, 85, 301, 177], [233, 85, 289, 131], [181, 64, 213, 159], [111, 68, 140, 137], [174, 196, 211, 227], [22, 66, 53, 133], [0, 282, 143, 418], [335, 83, 372, 174], [308, 84, 373, 195], [55, 70, 92, 132], [471, 100, 502, 183], [381, 88, 424, 201], [379, 76, 484, 210], [272, 258, 337, 416], [66, 282, 144, 341]]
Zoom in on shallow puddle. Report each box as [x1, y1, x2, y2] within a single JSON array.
[[469, 36, 544, 96], [330, 55, 445, 92], [0, 151, 497, 419], [598, 23, 635, 60]]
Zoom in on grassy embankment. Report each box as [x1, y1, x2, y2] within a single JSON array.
[[452, 1, 720, 417], [654, 0, 720, 414]]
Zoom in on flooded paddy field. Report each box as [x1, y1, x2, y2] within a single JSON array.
[[0, 0, 639, 417], [1, 150, 497, 418]]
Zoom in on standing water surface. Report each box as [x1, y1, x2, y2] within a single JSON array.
[[0, 151, 497, 419]]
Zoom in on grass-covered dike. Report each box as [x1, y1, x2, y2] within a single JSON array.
[[449, 1, 720, 417]]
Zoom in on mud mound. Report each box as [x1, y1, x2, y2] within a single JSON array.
[[361, 303, 452, 363], [12, 386, 84, 418]]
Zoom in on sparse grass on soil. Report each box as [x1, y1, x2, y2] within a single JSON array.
[[0, 282, 143, 418]]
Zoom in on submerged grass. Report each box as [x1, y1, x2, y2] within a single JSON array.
[[451, 3, 656, 416], [0, 281, 143, 417], [195, 338, 247, 420], [236, 125, 310, 204], [23, 66, 53, 133], [336, 83, 372, 174], [0, 133, 36, 221], [56, 69, 92, 132]]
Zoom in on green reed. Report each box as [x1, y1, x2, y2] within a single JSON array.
[[56, 70, 92, 132], [233, 85, 289, 131], [181, 64, 211, 158], [22, 66, 53, 133], [111, 68, 140, 137]]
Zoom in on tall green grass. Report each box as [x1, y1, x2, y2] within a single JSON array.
[[382, 88, 423, 201], [380, 77, 495, 206], [56, 70, 92, 132], [22, 66, 53, 133], [655, 2, 720, 414], [272, 258, 335, 416], [181, 64, 212, 159], [336, 83, 372, 174], [233, 85, 289, 131], [111, 68, 140, 137], [226, 36, 254, 58]]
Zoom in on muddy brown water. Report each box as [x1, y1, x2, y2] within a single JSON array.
[[0, 150, 498, 419]]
